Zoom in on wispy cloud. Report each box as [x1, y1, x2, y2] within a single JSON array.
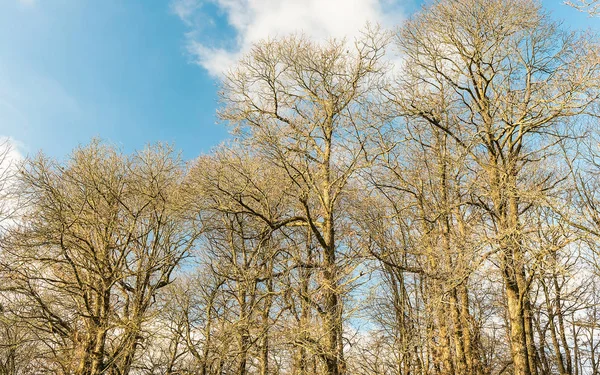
[[0, 137, 24, 195], [170, 0, 200, 24], [171, 0, 407, 77], [0, 136, 24, 167]]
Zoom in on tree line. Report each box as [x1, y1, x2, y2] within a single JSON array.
[[1, 0, 600, 374]]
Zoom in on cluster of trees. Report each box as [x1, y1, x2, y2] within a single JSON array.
[[1, 0, 600, 374]]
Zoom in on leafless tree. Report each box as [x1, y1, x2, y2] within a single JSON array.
[[0, 141, 196, 375], [2, 1, 600, 374], [217, 28, 390, 375], [391, 0, 600, 374]]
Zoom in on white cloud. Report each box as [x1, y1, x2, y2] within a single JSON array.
[[172, 0, 408, 77], [186, 41, 241, 77], [170, 0, 200, 24], [0, 137, 23, 171], [0, 137, 24, 191]]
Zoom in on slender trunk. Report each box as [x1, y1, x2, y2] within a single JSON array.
[[494, 163, 532, 375], [553, 273, 572, 375], [504, 268, 531, 375], [516, 270, 537, 375], [438, 142, 466, 375], [533, 312, 551, 375], [449, 289, 466, 375], [438, 307, 455, 375], [88, 288, 111, 375], [321, 118, 342, 375], [200, 303, 213, 375], [295, 236, 313, 375], [323, 215, 340, 375], [572, 316, 580, 375], [458, 283, 477, 375], [543, 281, 567, 375], [590, 325, 597, 375], [238, 288, 248, 375], [260, 277, 273, 375]]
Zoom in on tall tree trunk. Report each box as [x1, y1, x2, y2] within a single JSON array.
[[323, 216, 341, 375], [321, 120, 343, 375], [458, 283, 478, 375], [437, 307, 455, 375], [504, 273, 531, 375], [88, 288, 111, 375], [554, 273, 573, 375], [260, 277, 273, 375]]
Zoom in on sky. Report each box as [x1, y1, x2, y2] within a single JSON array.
[[0, 0, 597, 163]]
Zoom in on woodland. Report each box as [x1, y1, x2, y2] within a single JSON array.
[[1, 0, 600, 374]]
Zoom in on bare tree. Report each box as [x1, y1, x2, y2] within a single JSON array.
[[0, 141, 195, 375], [0, 139, 39, 375], [3, 1, 600, 374], [392, 0, 600, 374], [0, 138, 20, 230], [218, 29, 389, 375]]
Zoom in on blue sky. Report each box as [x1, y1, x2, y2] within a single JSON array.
[[0, 0, 597, 161]]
